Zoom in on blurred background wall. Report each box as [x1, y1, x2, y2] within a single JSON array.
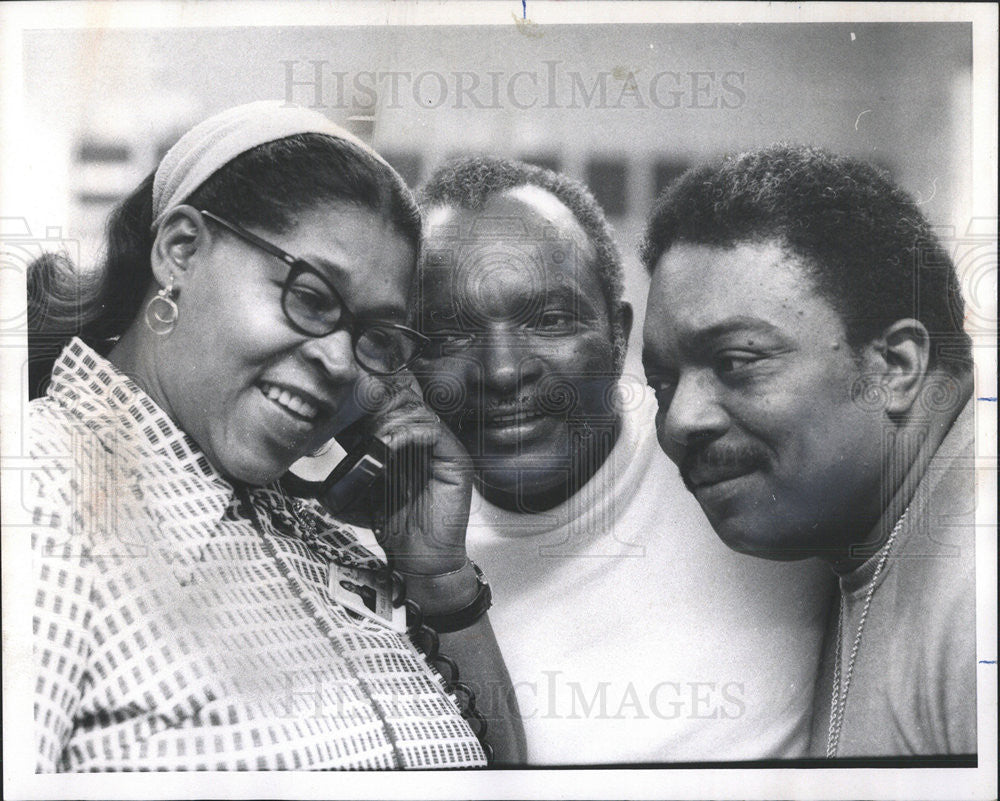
[[20, 22, 972, 368]]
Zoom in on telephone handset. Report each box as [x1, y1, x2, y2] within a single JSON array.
[[281, 417, 389, 526], [316, 421, 389, 516]]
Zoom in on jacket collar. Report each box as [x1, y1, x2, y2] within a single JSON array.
[[48, 338, 234, 504]]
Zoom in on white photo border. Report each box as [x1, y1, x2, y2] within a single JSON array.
[[2, 2, 995, 799]]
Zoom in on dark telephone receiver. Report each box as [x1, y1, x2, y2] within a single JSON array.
[[281, 417, 389, 525], [317, 419, 389, 516]]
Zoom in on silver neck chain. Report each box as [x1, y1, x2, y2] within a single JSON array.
[[826, 507, 909, 758]]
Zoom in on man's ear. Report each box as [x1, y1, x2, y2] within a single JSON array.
[[615, 301, 633, 345], [610, 301, 633, 374], [865, 318, 931, 415], [149, 206, 208, 290]]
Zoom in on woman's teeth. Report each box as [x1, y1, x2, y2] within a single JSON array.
[[261, 383, 319, 420]]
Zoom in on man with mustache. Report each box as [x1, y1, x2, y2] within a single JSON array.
[[413, 157, 834, 764], [641, 144, 978, 757]]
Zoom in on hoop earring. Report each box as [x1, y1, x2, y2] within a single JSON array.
[[145, 276, 179, 335]]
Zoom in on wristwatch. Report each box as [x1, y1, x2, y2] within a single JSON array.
[[422, 561, 492, 633]]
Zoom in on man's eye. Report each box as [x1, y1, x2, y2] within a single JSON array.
[[536, 310, 575, 331], [646, 375, 676, 406], [428, 331, 476, 356], [429, 309, 459, 325], [716, 352, 760, 373]]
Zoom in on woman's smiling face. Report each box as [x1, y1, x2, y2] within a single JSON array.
[[151, 202, 415, 485]]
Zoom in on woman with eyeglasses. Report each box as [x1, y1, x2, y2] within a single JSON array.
[[27, 101, 524, 771]]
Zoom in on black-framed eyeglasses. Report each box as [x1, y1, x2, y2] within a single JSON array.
[[200, 209, 430, 376]]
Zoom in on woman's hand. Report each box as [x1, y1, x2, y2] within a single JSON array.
[[356, 372, 527, 764], [359, 371, 473, 577]]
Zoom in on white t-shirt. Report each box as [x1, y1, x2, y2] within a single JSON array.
[[466, 385, 836, 764]]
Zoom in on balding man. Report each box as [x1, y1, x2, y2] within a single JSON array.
[[413, 157, 835, 764]]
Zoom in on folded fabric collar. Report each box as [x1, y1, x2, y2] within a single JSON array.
[[151, 100, 388, 230]]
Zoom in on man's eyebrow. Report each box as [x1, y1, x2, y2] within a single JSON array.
[[543, 283, 595, 309], [643, 317, 786, 369], [684, 316, 784, 344]]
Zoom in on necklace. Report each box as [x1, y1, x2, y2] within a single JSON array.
[[826, 507, 909, 757]]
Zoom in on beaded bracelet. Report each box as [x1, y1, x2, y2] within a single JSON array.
[[389, 561, 494, 765]]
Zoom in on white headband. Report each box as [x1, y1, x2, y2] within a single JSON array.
[[150, 100, 390, 230]]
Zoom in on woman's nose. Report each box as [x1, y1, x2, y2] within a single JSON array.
[[300, 329, 361, 384]]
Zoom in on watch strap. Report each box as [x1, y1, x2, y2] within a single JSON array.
[[421, 561, 492, 633]]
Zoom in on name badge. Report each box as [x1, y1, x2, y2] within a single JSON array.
[[329, 562, 407, 633]]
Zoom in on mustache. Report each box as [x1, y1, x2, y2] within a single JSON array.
[[679, 442, 769, 490], [437, 395, 545, 435], [439, 394, 541, 415], [459, 395, 542, 425]]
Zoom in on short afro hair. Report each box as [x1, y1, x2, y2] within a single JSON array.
[[417, 156, 626, 353], [640, 144, 972, 376]]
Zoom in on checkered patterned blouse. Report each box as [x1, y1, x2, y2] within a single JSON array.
[[30, 339, 485, 771]]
